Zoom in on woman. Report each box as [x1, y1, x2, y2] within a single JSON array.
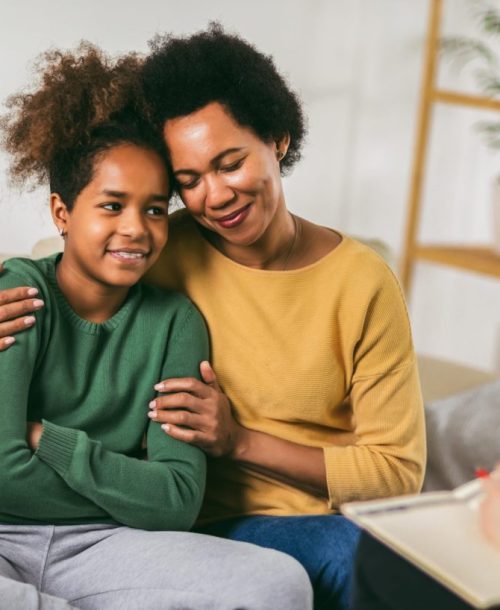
[[0, 43, 312, 610], [0, 26, 426, 610]]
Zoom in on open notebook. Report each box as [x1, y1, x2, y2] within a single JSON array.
[[341, 478, 500, 609]]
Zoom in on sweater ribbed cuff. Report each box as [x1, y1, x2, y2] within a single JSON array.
[[36, 419, 79, 477]]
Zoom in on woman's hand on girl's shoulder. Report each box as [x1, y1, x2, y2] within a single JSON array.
[[0, 262, 44, 351]]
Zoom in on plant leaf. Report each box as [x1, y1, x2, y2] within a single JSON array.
[[478, 7, 500, 36], [440, 36, 497, 70], [477, 120, 500, 149]]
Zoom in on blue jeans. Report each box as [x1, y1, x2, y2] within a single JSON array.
[[197, 515, 360, 610]]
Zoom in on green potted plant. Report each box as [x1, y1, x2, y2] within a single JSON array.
[[441, 3, 500, 254]]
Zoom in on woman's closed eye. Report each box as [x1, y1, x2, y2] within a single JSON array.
[[177, 177, 200, 190], [176, 158, 245, 190], [220, 158, 244, 173]]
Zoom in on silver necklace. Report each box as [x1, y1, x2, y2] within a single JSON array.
[[282, 214, 300, 271]]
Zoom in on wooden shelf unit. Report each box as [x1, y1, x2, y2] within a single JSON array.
[[400, 0, 500, 291], [414, 245, 500, 278]]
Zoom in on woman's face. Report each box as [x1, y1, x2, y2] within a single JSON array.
[[54, 143, 169, 290], [163, 102, 287, 247]]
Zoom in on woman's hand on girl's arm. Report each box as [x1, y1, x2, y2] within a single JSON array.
[[0, 269, 44, 350], [150, 361, 328, 497], [150, 361, 242, 458]]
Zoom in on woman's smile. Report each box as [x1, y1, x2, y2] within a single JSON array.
[[214, 203, 253, 229]]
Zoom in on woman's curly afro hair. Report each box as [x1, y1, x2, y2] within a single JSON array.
[[0, 42, 169, 209], [142, 23, 307, 174]]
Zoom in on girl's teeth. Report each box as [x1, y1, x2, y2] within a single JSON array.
[[114, 252, 143, 259]]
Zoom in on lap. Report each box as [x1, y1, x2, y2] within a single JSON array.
[[45, 525, 311, 610], [198, 514, 360, 610], [0, 575, 77, 610], [199, 514, 358, 563]]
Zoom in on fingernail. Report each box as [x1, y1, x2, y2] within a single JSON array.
[[27, 288, 39, 296], [161, 424, 170, 432], [24, 316, 36, 326], [148, 410, 157, 419], [33, 299, 44, 308], [149, 400, 156, 409], [4, 337, 15, 346], [154, 383, 164, 391]]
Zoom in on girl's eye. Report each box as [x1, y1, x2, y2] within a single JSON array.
[[102, 202, 122, 212], [146, 206, 167, 216]]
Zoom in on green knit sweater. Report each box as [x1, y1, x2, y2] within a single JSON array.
[[0, 254, 209, 531]]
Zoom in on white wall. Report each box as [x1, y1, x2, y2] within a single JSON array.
[[1, 0, 499, 373]]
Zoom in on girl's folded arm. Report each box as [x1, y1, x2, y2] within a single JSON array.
[[0, 271, 110, 523], [34, 303, 209, 531]]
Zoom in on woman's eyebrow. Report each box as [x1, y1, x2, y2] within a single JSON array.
[[173, 147, 245, 175]]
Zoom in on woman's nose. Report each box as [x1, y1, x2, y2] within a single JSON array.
[[204, 174, 236, 209]]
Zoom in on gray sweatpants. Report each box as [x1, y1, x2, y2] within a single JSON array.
[[0, 524, 312, 610]]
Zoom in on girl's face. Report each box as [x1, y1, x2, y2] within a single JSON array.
[[53, 144, 169, 290], [163, 102, 288, 248]]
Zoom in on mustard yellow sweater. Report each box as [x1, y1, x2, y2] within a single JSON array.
[[147, 211, 426, 521]]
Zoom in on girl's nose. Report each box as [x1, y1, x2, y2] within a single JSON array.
[[118, 210, 147, 238]]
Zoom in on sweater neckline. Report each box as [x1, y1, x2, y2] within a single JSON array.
[[46, 253, 140, 334], [195, 222, 348, 276]]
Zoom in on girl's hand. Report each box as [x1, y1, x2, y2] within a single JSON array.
[[149, 361, 244, 457], [479, 466, 500, 550], [0, 266, 44, 351], [26, 421, 43, 451]]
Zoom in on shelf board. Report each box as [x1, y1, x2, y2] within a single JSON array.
[[413, 245, 500, 278], [433, 89, 500, 113]]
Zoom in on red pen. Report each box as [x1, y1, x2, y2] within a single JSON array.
[[475, 467, 490, 479]]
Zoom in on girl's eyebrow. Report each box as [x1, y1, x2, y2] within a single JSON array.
[[100, 189, 127, 198], [100, 189, 169, 203], [174, 147, 245, 176]]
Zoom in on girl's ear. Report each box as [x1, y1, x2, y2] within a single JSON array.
[[50, 193, 69, 238], [275, 133, 291, 161]]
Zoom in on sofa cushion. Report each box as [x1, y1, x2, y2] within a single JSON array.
[[423, 380, 500, 491]]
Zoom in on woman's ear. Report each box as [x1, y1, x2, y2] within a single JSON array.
[[50, 193, 69, 238], [275, 133, 291, 161]]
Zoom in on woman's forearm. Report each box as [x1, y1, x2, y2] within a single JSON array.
[[230, 425, 328, 498]]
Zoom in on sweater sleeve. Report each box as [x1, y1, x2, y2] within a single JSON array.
[[0, 270, 110, 523], [36, 304, 209, 531], [323, 268, 426, 508]]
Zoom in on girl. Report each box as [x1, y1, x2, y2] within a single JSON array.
[[0, 44, 312, 610]]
